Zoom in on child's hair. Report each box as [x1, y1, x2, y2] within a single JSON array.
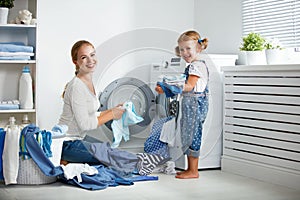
[[175, 30, 208, 56], [62, 40, 95, 98]]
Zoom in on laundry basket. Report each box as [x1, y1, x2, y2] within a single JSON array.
[[17, 137, 64, 185]]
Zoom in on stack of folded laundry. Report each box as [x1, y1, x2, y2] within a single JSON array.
[[162, 74, 186, 87], [157, 74, 186, 98], [0, 42, 34, 60], [0, 100, 20, 110]]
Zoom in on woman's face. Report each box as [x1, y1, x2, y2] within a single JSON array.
[[74, 44, 97, 74], [178, 40, 200, 63]]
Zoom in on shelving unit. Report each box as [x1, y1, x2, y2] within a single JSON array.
[[0, 0, 37, 127]]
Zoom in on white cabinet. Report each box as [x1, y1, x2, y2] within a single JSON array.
[[0, 0, 37, 127], [221, 64, 300, 190]]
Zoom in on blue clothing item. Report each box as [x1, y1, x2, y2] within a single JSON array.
[[0, 56, 31, 60], [60, 165, 134, 190], [144, 116, 172, 158], [40, 130, 52, 157], [111, 101, 144, 148], [157, 82, 182, 98], [22, 125, 64, 176], [89, 141, 139, 174], [23, 124, 157, 190], [127, 175, 159, 182], [180, 61, 209, 157], [0, 43, 34, 53], [0, 128, 6, 180], [61, 135, 139, 174], [19, 125, 53, 159]]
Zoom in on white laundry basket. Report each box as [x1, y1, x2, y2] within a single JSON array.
[[17, 137, 64, 185]]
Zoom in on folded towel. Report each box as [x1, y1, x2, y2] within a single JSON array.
[[0, 100, 19, 110], [162, 74, 186, 84], [0, 44, 34, 53], [0, 52, 34, 57], [0, 56, 32, 60]]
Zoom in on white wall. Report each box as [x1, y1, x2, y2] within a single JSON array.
[[37, 0, 242, 129], [194, 0, 242, 54], [37, 0, 195, 129]]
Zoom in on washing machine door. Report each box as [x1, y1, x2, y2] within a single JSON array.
[[99, 77, 156, 135]]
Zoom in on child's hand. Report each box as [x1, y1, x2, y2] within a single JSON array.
[[155, 85, 164, 94]]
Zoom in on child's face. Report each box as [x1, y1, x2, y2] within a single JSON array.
[[75, 44, 97, 74], [178, 40, 201, 63]]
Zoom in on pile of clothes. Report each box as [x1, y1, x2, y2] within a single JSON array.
[[0, 42, 34, 60]]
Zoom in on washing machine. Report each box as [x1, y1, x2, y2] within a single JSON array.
[[89, 55, 185, 153], [86, 28, 237, 169]]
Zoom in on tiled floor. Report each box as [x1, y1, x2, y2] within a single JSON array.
[[1, 169, 299, 200]]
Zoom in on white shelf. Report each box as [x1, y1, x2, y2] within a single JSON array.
[[0, 109, 35, 113], [0, 24, 36, 28], [0, 60, 36, 64]]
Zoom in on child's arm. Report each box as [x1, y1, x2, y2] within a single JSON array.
[[183, 75, 199, 92]]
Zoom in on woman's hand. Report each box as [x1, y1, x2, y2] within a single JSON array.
[[111, 106, 125, 119], [155, 85, 164, 94]]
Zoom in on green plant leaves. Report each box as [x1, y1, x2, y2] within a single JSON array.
[[240, 32, 266, 51]]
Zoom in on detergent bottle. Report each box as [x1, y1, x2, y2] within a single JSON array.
[[19, 66, 33, 109], [2, 116, 20, 184]]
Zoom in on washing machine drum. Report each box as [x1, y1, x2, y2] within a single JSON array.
[[98, 77, 156, 135]]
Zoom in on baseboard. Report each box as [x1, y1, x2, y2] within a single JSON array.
[[221, 156, 300, 190]]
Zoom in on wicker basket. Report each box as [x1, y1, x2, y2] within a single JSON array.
[[17, 138, 64, 185]]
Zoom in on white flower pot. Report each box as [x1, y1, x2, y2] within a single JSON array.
[[0, 7, 9, 25], [265, 49, 284, 65], [246, 50, 267, 65]]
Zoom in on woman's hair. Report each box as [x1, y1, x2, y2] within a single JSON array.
[[62, 40, 94, 98], [175, 30, 208, 56], [71, 40, 95, 76]]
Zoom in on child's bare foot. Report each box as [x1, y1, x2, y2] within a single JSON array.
[[176, 170, 186, 175], [175, 170, 199, 179]]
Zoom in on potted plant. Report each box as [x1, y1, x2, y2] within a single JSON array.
[[240, 32, 267, 65], [264, 38, 284, 64], [0, 0, 14, 24]]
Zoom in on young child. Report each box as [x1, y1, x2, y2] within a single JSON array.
[[155, 30, 209, 179]]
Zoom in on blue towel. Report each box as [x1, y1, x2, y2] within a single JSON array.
[[0, 44, 34, 53], [0, 56, 32, 60], [111, 101, 144, 148], [157, 82, 183, 98]]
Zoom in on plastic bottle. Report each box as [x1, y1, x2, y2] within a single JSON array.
[[3, 116, 20, 184], [20, 114, 31, 130], [19, 66, 33, 109]]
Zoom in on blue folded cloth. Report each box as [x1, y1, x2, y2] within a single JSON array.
[[0, 43, 34, 53], [0, 56, 32, 60], [157, 82, 183, 98]]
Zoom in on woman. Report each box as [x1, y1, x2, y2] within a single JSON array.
[[59, 40, 168, 175]]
